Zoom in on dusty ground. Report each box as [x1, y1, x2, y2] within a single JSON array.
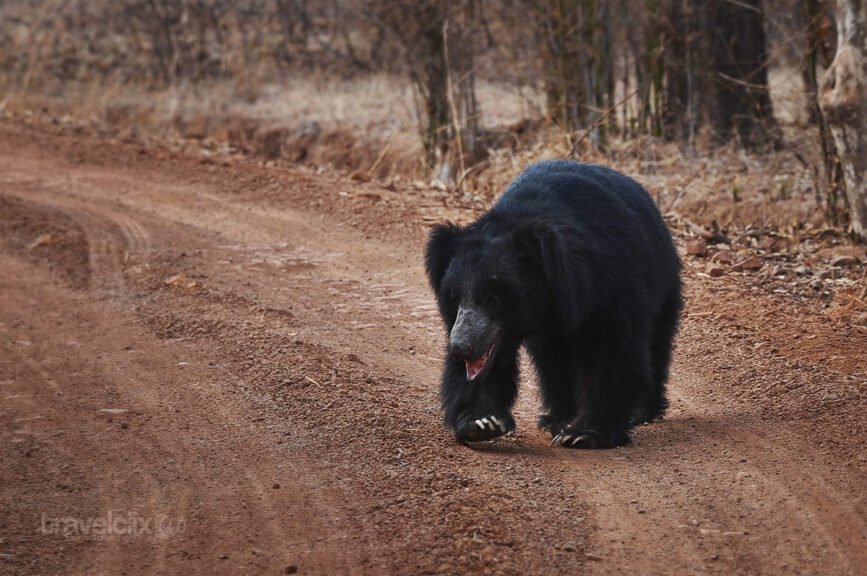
[[0, 121, 865, 576]]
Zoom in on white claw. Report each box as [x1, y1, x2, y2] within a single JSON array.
[[490, 415, 505, 432], [481, 417, 495, 430], [551, 434, 563, 446], [571, 434, 589, 446], [475, 420, 485, 430]]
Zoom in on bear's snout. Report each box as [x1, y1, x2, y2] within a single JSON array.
[[449, 306, 495, 360]]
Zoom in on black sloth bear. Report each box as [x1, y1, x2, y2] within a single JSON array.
[[425, 160, 681, 449]]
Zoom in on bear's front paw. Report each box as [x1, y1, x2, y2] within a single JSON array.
[[455, 414, 513, 443], [551, 427, 629, 449]]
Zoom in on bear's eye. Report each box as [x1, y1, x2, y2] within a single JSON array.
[[485, 294, 499, 309]]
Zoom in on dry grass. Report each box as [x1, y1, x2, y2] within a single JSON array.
[[0, 62, 841, 238], [0, 72, 548, 181]]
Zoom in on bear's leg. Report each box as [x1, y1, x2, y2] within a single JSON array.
[[633, 292, 681, 424], [528, 335, 578, 434], [441, 350, 519, 443], [550, 335, 651, 449], [648, 294, 681, 420]]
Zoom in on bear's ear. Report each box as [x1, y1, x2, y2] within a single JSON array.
[[513, 220, 565, 279], [513, 220, 580, 324], [425, 222, 462, 294]]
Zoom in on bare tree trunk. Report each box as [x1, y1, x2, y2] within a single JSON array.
[[803, 0, 846, 223], [538, 0, 589, 133], [711, 0, 780, 149], [663, 0, 704, 144], [802, 0, 836, 124], [640, 0, 664, 137], [444, 2, 482, 173], [414, 10, 451, 169], [374, 0, 482, 180], [663, 0, 688, 141], [820, 0, 867, 241]]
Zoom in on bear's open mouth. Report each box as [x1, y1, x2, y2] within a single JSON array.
[[465, 331, 502, 382]]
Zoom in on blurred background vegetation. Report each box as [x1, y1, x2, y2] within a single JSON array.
[[1, 0, 865, 241]]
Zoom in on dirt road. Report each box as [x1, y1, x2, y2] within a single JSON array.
[[1, 122, 865, 575]]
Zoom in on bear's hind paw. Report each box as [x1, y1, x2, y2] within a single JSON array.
[[537, 414, 569, 434], [551, 427, 629, 449], [552, 432, 592, 448]]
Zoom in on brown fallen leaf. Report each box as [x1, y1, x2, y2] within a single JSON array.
[[27, 233, 55, 250], [831, 255, 859, 267], [816, 245, 867, 261], [732, 256, 763, 271], [686, 239, 708, 257], [711, 251, 734, 265]]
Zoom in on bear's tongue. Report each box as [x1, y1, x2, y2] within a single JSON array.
[[465, 357, 488, 381], [465, 339, 496, 381]]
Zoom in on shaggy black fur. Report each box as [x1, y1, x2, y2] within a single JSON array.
[[425, 160, 682, 448]]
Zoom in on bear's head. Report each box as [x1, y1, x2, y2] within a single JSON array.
[[425, 218, 582, 382]]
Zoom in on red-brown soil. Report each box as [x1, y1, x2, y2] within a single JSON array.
[[1, 122, 864, 575]]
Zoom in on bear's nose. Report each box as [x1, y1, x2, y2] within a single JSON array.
[[449, 306, 488, 360], [449, 338, 473, 359]]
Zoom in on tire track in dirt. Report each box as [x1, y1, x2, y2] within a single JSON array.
[[1, 169, 150, 293], [670, 369, 867, 573], [1, 124, 865, 575], [0, 181, 366, 574], [0, 251, 365, 574]]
